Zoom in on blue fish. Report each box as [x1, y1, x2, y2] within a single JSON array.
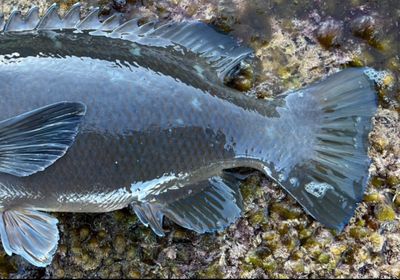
[[0, 3, 378, 267]]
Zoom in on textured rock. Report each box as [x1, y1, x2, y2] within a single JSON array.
[[0, 0, 399, 278]]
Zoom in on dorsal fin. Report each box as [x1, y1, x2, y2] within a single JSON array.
[[63, 2, 81, 28], [36, 3, 63, 30], [76, 7, 102, 30], [4, 7, 40, 32], [108, 19, 253, 79], [100, 14, 120, 31], [1, 3, 253, 81]]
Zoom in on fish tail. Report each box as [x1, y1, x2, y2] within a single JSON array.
[[273, 67, 381, 231]]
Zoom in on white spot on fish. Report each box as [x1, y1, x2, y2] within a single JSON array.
[[278, 173, 286, 182], [289, 177, 299, 187], [305, 182, 334, 198], [191, 98, 202, 111], [130, 44, 141, 57], [193, 64, 205, 79], [175, 118, 184, 125]]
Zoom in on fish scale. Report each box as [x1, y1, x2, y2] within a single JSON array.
[[0, 3, 379, 268]]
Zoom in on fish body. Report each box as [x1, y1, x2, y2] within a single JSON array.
[[0, 31, 270, 213], [0, 4, 378, 267]]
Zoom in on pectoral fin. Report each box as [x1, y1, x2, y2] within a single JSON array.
[[132, 173, 244, 236], [0, 102, 86, 177], [0, 209, 59, 267]]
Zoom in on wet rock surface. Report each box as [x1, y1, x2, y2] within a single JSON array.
[[0, 0, 399, 278]]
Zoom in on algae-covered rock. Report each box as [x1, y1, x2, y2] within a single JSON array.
[[315, 19, 343, 49], [0, 0, 399, 279]]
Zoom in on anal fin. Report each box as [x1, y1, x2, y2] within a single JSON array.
[[0, 209, 59, 267], [131, 173, 244, 236]]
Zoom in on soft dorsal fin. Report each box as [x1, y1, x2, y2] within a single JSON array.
[[0, 102, 86, 177], [1, 3, 253, 82], [108, 19, 253, 79]]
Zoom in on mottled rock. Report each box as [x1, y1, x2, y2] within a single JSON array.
[[0, 0, 399, 279], [315, 19, 343, 48]]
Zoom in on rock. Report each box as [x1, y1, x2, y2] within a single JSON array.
[[315, 19, 343, 48]]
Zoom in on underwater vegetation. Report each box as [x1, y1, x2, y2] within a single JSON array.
[[0, 0, 398, 278]]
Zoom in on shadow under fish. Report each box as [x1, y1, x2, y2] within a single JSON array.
[[0, 3, 380, 267]]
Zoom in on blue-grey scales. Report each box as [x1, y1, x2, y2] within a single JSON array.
[[0, 3, 379, 267]]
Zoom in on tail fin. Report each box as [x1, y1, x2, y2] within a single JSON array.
[[277, 67, 379, 231]]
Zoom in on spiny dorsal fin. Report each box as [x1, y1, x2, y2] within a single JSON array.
[[63, 2, 81, 28], [1, 3, 253, 81], [111, 18, 140, 34], [100, 14, 120, 31], [4, 7, 40, 32], [36, 3, 61, 30], [107, 19, 253, 79], [75, 7, 102, 30]]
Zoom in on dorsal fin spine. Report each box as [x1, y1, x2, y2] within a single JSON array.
[[1, 3, 253, 81], [36, 3, 62, 30], [63, 2, 81, 28]]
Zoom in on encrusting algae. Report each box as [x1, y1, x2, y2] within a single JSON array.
[[0, 0, 399, 278]]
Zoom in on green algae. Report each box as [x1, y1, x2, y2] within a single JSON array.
[[197, 262, 224, 279], [375, 204, 396, 222]]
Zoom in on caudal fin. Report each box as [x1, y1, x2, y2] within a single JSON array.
[[277, 67, 379, 231]]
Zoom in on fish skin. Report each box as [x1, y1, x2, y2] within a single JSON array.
[[0, 30, 271, 212], [0, 5, 379, 267]]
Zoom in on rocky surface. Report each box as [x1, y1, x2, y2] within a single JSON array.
[[0, 0, 399, 278]]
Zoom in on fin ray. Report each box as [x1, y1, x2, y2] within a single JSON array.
[[1, 5, 252, 81], [131, 173, 244, 235], [0, 209, 59, 267], [0, 102, 86, 177], [37, 3, 63, 30], [63, 2, 81, 28], [76, 8, 101, 30], [274, 67, 378, 231]]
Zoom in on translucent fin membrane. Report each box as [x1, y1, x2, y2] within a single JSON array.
[[1, 3, 252, 82], [0, 209, 59, 267], [4, 7, 40, 31], [131, 173, 243, 236], [278, 67, 378, 231], [0, 102, 86, 177]]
